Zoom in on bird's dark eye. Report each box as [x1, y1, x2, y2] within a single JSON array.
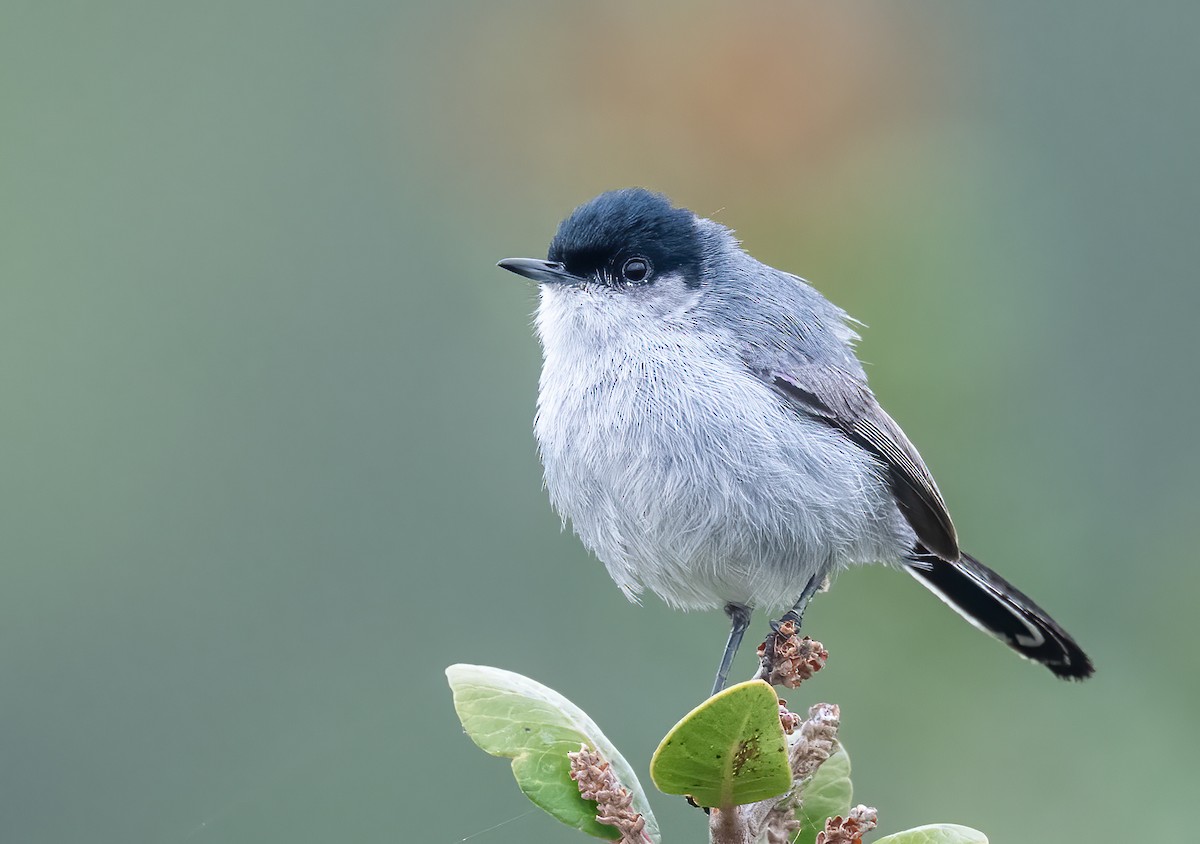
[[621, 257, 651, 283]]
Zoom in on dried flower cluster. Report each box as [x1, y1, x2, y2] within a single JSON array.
[[793, 702, 841, 781], [763, 701, 843, 844], [567, 744, 648, 844], [815, 804, 879, 844], [763, 799, 802, 844], [757, 621, 828, 688], [777, 699, 803, 734]]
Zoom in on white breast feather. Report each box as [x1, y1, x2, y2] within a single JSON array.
[[534, 284, 912, 613]]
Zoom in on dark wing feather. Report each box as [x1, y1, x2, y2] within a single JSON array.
[[763, 367, 960, 561]]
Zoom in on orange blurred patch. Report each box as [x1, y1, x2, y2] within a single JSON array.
[[427, 3, 940, 199]]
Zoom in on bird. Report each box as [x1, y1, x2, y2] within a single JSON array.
[[498, 188, 1093, 695]]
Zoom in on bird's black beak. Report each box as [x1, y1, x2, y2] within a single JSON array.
[[497, 257, 584, 285]]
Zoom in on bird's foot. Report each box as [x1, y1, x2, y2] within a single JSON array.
[[768, 609, 803, 633]]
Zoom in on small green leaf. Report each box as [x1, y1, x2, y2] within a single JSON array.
[[446, 664, 659, 842], [792, 743, 852, 844], [874, 824, 989, 844], [649, 680, 791, 809]]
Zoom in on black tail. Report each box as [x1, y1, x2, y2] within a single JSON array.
[[904, 550, 1094, 680]]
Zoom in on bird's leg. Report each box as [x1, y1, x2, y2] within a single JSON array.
[[773, 573, 824, 630], [711, 603, 752, 698]]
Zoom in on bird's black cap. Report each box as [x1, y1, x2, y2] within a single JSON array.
[[546, 189, 703, 286]]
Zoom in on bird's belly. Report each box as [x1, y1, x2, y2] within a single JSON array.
[[535, 362, 911, 612]]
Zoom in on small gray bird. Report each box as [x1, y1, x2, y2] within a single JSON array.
[[499, 188, 1093, 694]]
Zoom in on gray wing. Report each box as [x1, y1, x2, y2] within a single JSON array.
[[759, 365, 960, 561]]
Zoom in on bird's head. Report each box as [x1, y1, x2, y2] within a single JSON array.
[[498, 189, 713, 318]]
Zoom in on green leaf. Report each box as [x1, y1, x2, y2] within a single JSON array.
[[874, 824, 989, 844], [446, 664, 659, 842], [792, 743, 853, 844], [649, 680, 791, 809]]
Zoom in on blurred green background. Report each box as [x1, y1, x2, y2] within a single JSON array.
[[2, 2, 1197, 842]]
